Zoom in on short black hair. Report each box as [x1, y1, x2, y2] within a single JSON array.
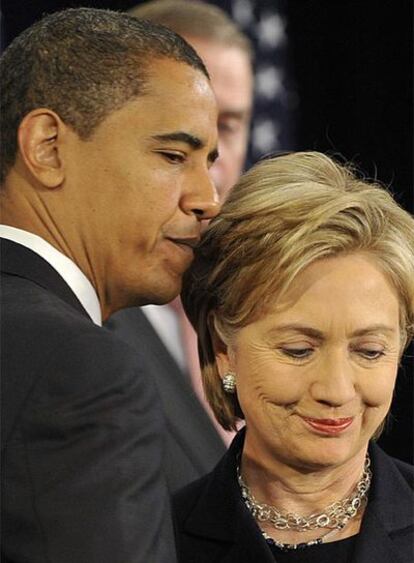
[[0, 7, 209, 185]]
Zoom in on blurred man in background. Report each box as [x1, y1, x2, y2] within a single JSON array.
[[107, 0, 254, 491]]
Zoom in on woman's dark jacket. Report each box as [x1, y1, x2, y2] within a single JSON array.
[[173, 430, 413, 563]]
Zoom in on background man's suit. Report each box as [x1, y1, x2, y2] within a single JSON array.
[[107, 308, 226, 492], [1, 239, 175, 563]]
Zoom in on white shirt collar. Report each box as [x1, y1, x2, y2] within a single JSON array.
[[0, 225, 102, 326], [142, 304, 187, 371]]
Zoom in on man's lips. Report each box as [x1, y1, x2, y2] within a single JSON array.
[[300, 416, 354, 435], [165, 237, 200, 260], [167, 237, 200, 250]]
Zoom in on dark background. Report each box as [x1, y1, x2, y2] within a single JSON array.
[[284, 1, 413, 464], [2, 0, 412, 462]]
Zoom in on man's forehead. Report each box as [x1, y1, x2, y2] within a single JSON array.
[[103, 58, 218, 153], [144, 57, 212, 95], [123, 60, 217, 118]]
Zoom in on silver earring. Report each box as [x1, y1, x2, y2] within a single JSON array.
[[222, 371, 236, 394]]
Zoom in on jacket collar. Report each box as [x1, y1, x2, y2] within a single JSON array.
[[1, 238, 90, 320], [180, 429, 275, 562], [181, 431, 413, 563], [352, 442, 413, 562], [181, 430, 244, 540]]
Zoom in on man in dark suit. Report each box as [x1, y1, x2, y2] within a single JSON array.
[[0, 8, 219, 563], [107, 0, 254, 492]]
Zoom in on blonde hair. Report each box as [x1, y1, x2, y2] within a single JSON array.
[[182, 151, 414, 430]]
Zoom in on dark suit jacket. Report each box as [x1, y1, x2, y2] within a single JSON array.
[[106, 308, 226, 492], [1, 239, 176, 563], [174, 431, 414, 563]]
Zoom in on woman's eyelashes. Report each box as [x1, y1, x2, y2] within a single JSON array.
[[352, 346, 386, 361], [279, 346, 314, 360], [277, 343, 388, 362]]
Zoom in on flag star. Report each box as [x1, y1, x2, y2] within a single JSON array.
[[255, 66, 284, 100], [231, 0, 254, 27], [256, 13, 286, 49], [252, 119, 280, 155]]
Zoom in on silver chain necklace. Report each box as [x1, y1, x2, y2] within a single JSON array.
[[237, 454, 371, 550]]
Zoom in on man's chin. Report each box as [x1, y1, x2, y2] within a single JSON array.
[[138, 279, 182, 307]]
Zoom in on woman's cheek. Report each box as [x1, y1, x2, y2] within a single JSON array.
[[359, 369, 397, 408], [236, 351, 306, 406]]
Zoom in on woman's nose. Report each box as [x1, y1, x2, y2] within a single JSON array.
[[310, 350, 357, 407]]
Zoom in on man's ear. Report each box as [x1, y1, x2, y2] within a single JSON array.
[[17, 109, 66, 188]]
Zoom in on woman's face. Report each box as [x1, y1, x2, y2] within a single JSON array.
[[218, 253, 401, 470]]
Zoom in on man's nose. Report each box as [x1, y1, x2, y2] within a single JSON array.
[[182, 169, 220, 221]]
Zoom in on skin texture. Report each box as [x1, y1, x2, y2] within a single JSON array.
[[215, 253, 401, 541], [2, 59, 220, 318], [185, 37, 253, 200]]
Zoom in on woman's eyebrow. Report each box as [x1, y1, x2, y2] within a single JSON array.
[[266, 324, 324, 339], [266, 323, 397, 339], [351, 325, 397, 337]]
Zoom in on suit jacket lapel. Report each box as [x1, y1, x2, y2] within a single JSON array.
[[1, 238, 90, 319], [106, 308, 225, 475], [180, 430, 275, 563], [353, 510, 403, 562], [222, 510, 275, 563], [352, 442, 413, 563]]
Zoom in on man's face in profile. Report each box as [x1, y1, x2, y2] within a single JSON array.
[[69, 58, 219, 316], [186, 37, 253, 200]]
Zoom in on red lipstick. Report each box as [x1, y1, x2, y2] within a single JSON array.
[[301, 416, 354, 435]]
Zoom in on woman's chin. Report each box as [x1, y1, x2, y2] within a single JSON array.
[[281, 436, 367, 472], [300, 451, 354, 470]]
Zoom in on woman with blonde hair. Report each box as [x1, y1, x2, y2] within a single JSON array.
[[174, 152, 414, 562]]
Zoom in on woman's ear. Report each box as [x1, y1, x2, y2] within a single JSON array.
[[209, 314, 234, 379], [17, 108, 66, 188]]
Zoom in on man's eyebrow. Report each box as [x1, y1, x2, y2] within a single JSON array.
[[152, 132, 203, 149], [151, 132, 219, 164], [219, 109, 251, 120]]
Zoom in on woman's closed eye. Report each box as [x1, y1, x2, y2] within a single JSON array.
[[353, 347, 386, 361], [279, 347, 314, 360]]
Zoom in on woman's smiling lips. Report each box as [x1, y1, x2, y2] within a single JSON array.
[[300, 416, 354, 435]]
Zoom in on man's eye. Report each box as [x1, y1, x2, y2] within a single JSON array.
[[158, 151, 186, 164], [218, 121, 239, 134], [280, 348, 313, 359]]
